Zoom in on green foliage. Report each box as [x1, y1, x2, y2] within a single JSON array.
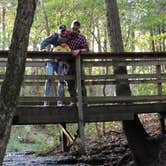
[[7, 125, 60, 152], [132, 84, 157, 96], [7, 123, 121, 152], [0, 0, 164, 51]]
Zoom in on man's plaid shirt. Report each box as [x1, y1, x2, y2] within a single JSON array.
[[66, 33, 89, 50]]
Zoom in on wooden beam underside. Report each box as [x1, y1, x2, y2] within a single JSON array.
[[13, 103, 166, 125]]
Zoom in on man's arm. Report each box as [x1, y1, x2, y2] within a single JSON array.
[[40, 33, 59, 50], [72, 35, 89, 56], [81, 35, 89, 51]]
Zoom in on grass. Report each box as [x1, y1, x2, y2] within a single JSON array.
[[7, 122, 120, 152], [7, 125, 60, 152]]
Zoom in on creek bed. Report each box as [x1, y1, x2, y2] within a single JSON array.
[[3, 152, 92, 166]]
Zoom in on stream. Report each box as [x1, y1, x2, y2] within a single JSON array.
[[3, 152, 92, 166]]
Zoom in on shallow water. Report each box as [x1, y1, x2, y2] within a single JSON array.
[[3, 152, 91, 166]]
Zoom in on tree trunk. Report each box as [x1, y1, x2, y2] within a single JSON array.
[[0, 0, 36, 164], [97, 22, 102, 52], [39, 0, 50, 36], [105, 0, 160, 165], [1, 5, 6, 50], [150, 28, 155, 52]]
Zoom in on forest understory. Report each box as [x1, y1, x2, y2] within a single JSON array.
[[43, 113, 161, 166]]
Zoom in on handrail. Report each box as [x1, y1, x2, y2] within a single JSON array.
[[0, 51, 166, 104], [0, 50, 166, 59]]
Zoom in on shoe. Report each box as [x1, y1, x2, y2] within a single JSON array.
[[57, 100, 63, 106], [44, 101, 49, 106], [69, 102, 76, 106]]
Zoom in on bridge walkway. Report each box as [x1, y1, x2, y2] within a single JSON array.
[[1, 51, 166, 151]]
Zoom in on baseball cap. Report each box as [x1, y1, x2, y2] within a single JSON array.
[[59, 24, 66, 31], [71, 20, 80, 28]]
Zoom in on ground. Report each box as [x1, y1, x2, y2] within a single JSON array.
[[49, 113, 161, 165]]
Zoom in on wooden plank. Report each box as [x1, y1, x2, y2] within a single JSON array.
[[84, 95, 166, 103], [83, 60, 166, 67], [1, 59, 166, 68], [156, 65, 162, 95], [86, 103, 166, 116], [0, 74, 75, 81], [0, 78, 165, 86], [17, 95, 166, 105], [1, 51, 166, 59], [84, 74, 166, 80], [0, 73, 164, 81], [13, 102, 166, 125], [18, 96, 75, 103], [59, 124, 75, 143], [0, 61, 46, 67], [14, 106, 78, 124], [13, 105, 134, 124], [0, 74, 165, 83], [18, 95, 166, 102], [85, 79, 166, 85]]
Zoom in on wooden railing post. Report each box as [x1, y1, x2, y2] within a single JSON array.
[[75, 54, 85, 153], [156, 64, 165, 135], [156, 65, 162, 96]]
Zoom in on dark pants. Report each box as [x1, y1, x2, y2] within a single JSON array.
[[67, 61, 87, 98]]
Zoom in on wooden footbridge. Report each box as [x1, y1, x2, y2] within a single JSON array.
[[1, 51, 166, 151]]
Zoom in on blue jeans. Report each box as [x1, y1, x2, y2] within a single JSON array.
[[44, 60, 65, 97]]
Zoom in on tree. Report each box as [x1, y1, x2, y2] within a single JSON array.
[[39, 0, 50, 36], [105, 0, 160, 165], [0, 0, 36, 164]]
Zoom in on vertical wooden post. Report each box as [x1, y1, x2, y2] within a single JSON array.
[[50, 76, 56, 97], [50, 76, 68, 152], [156, 65, 162, 96], [156, 64, 165, 135], [61, 123, 68, 152], [76, 54, 85, 153]]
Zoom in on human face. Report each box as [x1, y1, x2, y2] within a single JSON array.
[[60, 29, 68, 37], [72, 24, 80, 33]]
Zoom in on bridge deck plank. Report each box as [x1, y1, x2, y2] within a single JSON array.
[[13, 103, 166, 125]]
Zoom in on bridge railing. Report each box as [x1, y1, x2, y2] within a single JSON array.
[[0, 51, 166, 106]]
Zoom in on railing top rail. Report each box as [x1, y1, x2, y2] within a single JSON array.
[[0, 50, 166, 59]]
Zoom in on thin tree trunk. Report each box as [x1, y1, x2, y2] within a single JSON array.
[[105, 0, 160, 165], [0, 0, 36, 164], [150, 28, 155, 52], [158, 25, 162, 52], [2, 6, 6, 50], [97, 22, 102, 52], [95, 122, 101, 141], [161, 25, 165, 51], [103, 27, 108, 52], [130, 29, 135, 52], [39, 0, 50, 36]]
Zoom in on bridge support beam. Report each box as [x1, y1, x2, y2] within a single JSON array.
[[60, 123, 68, 152], [76, 54, 85, 154], [159, 113, 166, 135]]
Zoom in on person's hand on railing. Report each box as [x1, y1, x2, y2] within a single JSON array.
[[72, 49, 81, 56], [72, 48, 88, 56], [41, 49, 47, 52]]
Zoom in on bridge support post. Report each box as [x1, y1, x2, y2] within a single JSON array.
[[156, 65, 165, 135], [60, 123, 68, 152], [50, 77, 68, 152], [159, 113, 166, 135], [76, 54, 85, 154]]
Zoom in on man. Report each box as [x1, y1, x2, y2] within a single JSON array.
[[66, 20, 89, 101], [40, 25, 69, 105]]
